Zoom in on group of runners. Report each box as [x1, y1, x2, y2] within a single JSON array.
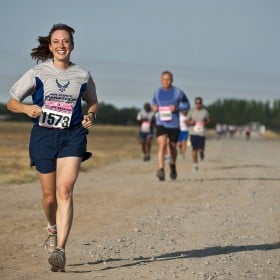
[[137, 70, 211, 177], [7, 23, 211, 272]]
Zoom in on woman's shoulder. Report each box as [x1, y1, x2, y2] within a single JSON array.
[[71, 63, 88, 72], [32, 60, 54, 74], [70, 63, 92, 79]]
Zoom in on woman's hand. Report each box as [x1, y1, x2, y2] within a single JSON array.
[[82, 113, 95, 129], [25, 105, 42, 118]]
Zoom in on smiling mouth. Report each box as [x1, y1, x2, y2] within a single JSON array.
[[57, 50, 67, 54]]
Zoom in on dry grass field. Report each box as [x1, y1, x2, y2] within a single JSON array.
[[0, 120, 278, 185], [0, 121, 143, 185]]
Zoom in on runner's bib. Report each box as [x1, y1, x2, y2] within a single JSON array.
[[39, 101, 73, 129], [159, 106, 172, 121], [193, 121, 205, 133], [141, 121, 151, 133]]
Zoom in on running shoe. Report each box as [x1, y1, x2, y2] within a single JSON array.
[[192, 165, 199, 172], [143, 154, 150, 161], [44, 230, 57, 254], [48, 248, 66, 272], [165, 155, 171, 163], [169, 164, 177, 180], [156, 168, 165, 181], [81, 151, 92, 162]]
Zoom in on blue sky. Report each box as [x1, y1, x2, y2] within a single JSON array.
[[0, 0, 279, 108]]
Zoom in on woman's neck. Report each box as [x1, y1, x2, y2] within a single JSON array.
[[52, 59, 71, 70]]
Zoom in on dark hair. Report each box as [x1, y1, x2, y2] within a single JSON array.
[[144, 102, 151, 112], [30, 23, 75, 62], [195, 97, 203, 104], [161, 70, 173, 82]]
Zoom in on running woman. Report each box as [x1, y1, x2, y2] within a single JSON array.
[[152, 71, 190, 181], [7, 24, 98, 272]]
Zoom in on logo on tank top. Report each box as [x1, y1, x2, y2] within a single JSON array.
[[56, 79, 70, 92]]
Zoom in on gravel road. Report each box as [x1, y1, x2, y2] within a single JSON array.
[[1, 132, 279, 279]]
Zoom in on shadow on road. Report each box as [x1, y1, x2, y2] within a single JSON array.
[[68, 241, 280, 273], [187, 177, 280, 182]]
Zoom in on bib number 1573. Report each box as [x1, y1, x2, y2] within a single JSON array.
[[39, 100, 73, 129], [39, 109, 71, 129]]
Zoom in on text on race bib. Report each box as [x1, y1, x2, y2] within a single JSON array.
[[39, 101, 73, 129], [159, 106, 172, 121], [193, 121, 205, 133]]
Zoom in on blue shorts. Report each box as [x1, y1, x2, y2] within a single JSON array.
[[190, 135, 205, 150], [29, 124, 88, 174], [139, 132, 153, 141], [178, 131, 189, 142]]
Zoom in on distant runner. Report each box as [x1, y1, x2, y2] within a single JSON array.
[[186, 97, 211, 171], [152, 71, 190, 181], [136, 102, 155, 161]]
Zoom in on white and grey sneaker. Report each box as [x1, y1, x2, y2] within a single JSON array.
[[48, 248, 66, 272], [43, 229, 57, 254]]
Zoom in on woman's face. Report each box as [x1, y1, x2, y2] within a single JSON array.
[[49, 29, 73, 64]]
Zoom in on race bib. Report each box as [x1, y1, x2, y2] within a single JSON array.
[[39, 101, 73, 129], [159, 106, 172, 121], [193, 121, 205, 133], [141, 121, 151, 133]]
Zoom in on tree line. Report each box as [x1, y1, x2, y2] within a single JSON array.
[[207, 99, 280, 131], [1, 99, 280, 131]]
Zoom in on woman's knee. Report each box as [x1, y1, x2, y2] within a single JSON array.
[[56, 184, 74, 201], [42, 193, 56, 206]]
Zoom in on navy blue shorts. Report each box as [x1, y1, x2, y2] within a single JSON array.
[[190, 135, 205, 150], [139, 131, 153, 141], [29, 125, 88, 174]]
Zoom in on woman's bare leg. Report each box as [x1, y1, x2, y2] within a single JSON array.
[[55, 157, 81, 249]]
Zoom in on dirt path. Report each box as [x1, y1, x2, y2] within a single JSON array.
[[1, 133, 280, 280]]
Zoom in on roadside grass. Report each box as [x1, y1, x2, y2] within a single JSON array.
[[0, 121, 278, 185], [0, 121, 142, 185], [263, 129, 280, 139]]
